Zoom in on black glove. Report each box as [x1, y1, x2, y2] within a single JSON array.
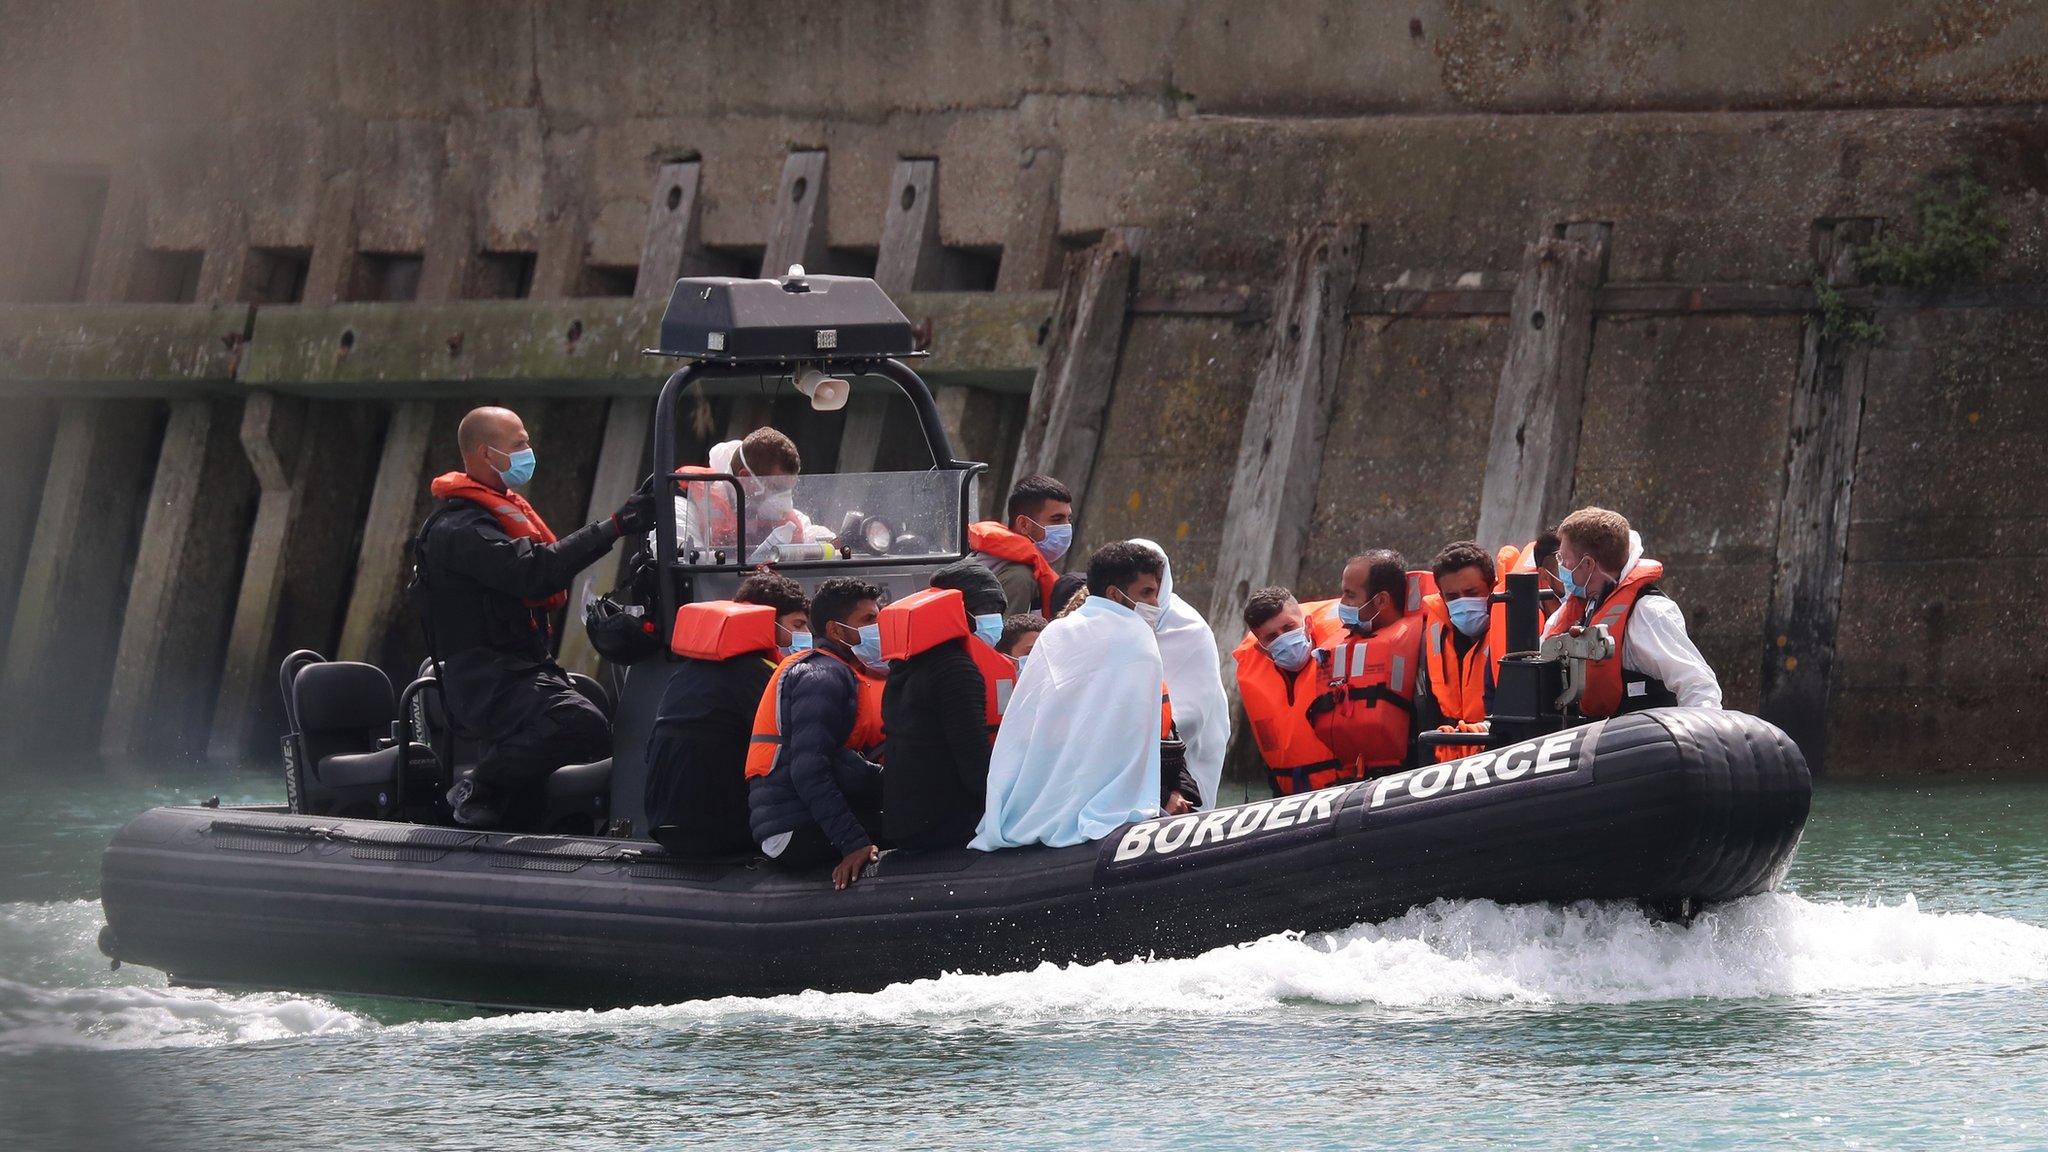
[[610, 477, 659, 537]]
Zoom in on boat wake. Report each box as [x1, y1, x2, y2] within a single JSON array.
[[6, 892, 2045, 1052]]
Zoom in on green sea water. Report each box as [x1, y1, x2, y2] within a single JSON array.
[[1, 764, 2044, 1151]]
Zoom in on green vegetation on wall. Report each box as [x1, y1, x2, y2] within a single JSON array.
[[1855, 173, 2008, 288]]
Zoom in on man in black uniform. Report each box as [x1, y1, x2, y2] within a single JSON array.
[[414, 406, 655, 828]]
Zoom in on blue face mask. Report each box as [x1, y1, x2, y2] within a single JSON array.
[[973, 613, 1005, 647], [1035, 521, 1073, 564], [782, 630, 813, 657], [1013, 653, 1028, 675], [1265, 627, 1312, 673], [1448, 596, 1491, 638], [494, 446, 536, 488], [850, 622, 888, 672], [1559, 558, 1587, 599], [1337, 602, 1361, 629]]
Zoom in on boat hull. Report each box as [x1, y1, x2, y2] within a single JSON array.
[[99, 708, 1809, 1009]]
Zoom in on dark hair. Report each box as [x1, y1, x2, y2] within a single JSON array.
[[1085, 541, 1164, 598], [998, 613, 1047, 654], [1533, 528, 1561, 569], [1348, 549, 1408, 606], [1243, 586, 1294, 632], [739, 426, 801, 475], [1431, 540, 1495, 587], [735, 571, 807, 617], [1050, 572, 1087, 614], [1006, 474, 1073, 524], [809, 575, 881, 627]]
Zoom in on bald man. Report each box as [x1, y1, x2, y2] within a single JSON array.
[[413, 406, 657, 829]]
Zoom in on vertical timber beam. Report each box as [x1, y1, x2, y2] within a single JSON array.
[[335, 165, 474, 668], [4, 176, 161, 756], [207, 175, 360, 759], [555, 162, 705, 674], [995, 145, 1063, 293], [760, 150, 829, 278], [1759, 219, 1880, 772], [335, 401, 436, 664], [101, 202, 260, 759], [843, 157, 944, 470], [1474, 221, 1612, 552], [1206, 225, 1365, 649], [0, 403, 161, 756], [1011, 227, 1142, 506]]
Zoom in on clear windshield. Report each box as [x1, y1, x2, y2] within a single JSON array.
[[668, 469, 966, 567]]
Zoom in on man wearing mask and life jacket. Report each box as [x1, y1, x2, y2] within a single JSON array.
[[878, 561, 1013, 852], [643, 572, 809, 857], [1311, 549, 1426, 781], [747, 576, 889, 889], [415, 406, 656, 828], [1417, 540, 1505, 762], [1546, 506, 1722, 716], [1499, 529, 1564, 607], [1233, 551, 1424, 795], [967, 474, 1073, 615], [671, 427, 829, 563]]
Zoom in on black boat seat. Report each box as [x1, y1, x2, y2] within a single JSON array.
[[292, 661, 413, 818], [543, 758, 613, 835]]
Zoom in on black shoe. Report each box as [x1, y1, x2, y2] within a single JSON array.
[[446, 779, 506, 828]]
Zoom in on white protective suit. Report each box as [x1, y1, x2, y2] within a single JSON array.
[[1129, 538, 1231, 809], [1545, 530, 1723, 709], [971, 594, 1165, 850], [661, 438, 828, 563]]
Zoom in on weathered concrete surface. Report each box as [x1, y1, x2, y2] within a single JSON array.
[[0, 400, 162, 755], [1831, 308, 2048, 775], [1079, 314, 1266, 610], [0, 305, 252, 396], [1302, 317, 1509, 589], [1123, 107, 2048, 291], [1574, 315, 1803, 717]]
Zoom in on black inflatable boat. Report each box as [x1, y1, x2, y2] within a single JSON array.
[[100, 707, 1808, 1009]]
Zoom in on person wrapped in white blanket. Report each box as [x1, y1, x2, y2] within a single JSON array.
[[973, 541, 1203, 851]]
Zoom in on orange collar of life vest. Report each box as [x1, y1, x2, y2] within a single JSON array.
[[431, 473, 558, 546]]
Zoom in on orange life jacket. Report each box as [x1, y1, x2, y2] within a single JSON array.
[[878, 587, 1011, 740], [1544, 558, 1669, 719], [1233, 599, 1345, 796], [745, 649, 887, 779], [966, 521, 1061, 614], [1310, 610, 1423, 778], [671, 600, 778, 660], [1404, 569, 1439, 615], [429, 472, 567, 610], [673, 464, 804, 549], [1420, 592, 1505, 762]]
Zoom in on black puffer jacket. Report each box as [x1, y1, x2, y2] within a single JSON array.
[[747, 651, 881, 857], [881, 638, 993, 848], [643, 650, 779, 855]]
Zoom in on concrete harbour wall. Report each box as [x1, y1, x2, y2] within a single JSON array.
[[2, 0, 2045, 774]]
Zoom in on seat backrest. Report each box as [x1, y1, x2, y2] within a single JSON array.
[[412, 657, 479, 782], [293, 662, 396, 766]]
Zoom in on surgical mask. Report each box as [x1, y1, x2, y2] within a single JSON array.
[[1265, 628, 1312, 673], [494, 447, 536, 488], [973, 613, 1005, 647], [1133, 601, 1165, 630], [782, 630, 813, 657], [1448, 596, 1491, 638], [752, 488, 795, 520], [850, 622, 888, 672], [1034, 521, 1072, 564], [1337, 602, 1361, 629], [1013, 654, 1028, 675], [1559, 557, 1589, 599]]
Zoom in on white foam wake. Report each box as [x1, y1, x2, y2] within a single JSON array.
[[0, 901, 368, 1053], [416, 892, 2048, 1038]]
